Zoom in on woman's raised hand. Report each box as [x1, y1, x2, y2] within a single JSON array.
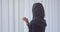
[[22, 17, 29, 24]]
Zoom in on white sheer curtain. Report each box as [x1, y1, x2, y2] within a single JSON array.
[[0, 0, 60, 32]]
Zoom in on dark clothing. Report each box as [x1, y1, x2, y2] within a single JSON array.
[[28, 3, 47, 32]]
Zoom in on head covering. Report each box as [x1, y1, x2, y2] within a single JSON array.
[[30, 3, 46, 26], [32, 3, 45, 19]]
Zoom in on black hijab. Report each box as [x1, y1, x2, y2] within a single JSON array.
[[30, 3, 46, 26]]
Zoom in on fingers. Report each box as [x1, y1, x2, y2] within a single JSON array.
[[22, 17, 28, 22], [23, 17, 28, 21], [22, 17, 29, 25]]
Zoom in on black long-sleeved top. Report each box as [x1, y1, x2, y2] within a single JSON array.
[[27, 3, 47, 32]]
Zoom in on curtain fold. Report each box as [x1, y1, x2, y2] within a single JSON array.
[[0, 0, 59, 32]]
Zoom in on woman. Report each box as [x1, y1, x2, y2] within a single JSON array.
[[23, 3, 47, 32]]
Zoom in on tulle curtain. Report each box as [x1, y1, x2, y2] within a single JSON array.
[[0, 0, 59, 32]]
